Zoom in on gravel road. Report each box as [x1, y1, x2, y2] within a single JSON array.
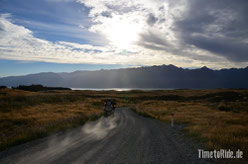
[[0, 108, 210, 164]]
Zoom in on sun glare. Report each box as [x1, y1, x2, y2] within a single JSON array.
[[105, 19, 141, 49]]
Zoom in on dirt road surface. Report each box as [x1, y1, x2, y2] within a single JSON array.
[[0, 108, 209, 164]]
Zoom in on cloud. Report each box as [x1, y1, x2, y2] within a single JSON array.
[[147, 13, 158, 26], [175, 0, 248, 62], [1, 0, 248, 69], [76, 0, 230, 66], [183, 34, 248, 62], [0, 14, 107, 64], [0, 13, 176, 66]]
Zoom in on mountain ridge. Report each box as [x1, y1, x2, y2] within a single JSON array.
[[1, 65, 248, 89]]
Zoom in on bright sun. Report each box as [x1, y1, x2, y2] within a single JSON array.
[[105, 19, 141, 49]]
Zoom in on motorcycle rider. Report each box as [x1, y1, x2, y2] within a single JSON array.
[[105, 98, 112, 107], [104, 98, 116, 116]]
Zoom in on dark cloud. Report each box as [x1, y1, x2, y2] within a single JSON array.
[[138, 0, 248, 63], [140, 31, 169, 47], [147, 13, 158, 26], [184, 35, 248, 62], [139, 31, 223, 62], [175, 0, 248, 62]]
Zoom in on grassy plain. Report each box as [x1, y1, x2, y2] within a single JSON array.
[[0, 88, 104, 150], [0, 88, 248, 160]]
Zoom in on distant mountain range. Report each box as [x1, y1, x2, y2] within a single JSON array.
[[1, 64, 248, 89]]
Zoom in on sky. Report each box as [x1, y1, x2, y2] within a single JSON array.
[[0, 0, 248, 77]]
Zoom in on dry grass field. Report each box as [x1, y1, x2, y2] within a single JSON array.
[[0, 88, 104, 150], [0, 88, 248, 161]]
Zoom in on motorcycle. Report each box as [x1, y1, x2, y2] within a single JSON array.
[[103, 100, 115, 117]]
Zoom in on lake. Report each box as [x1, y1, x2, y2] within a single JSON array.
[[70, 88, 176, 91]]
